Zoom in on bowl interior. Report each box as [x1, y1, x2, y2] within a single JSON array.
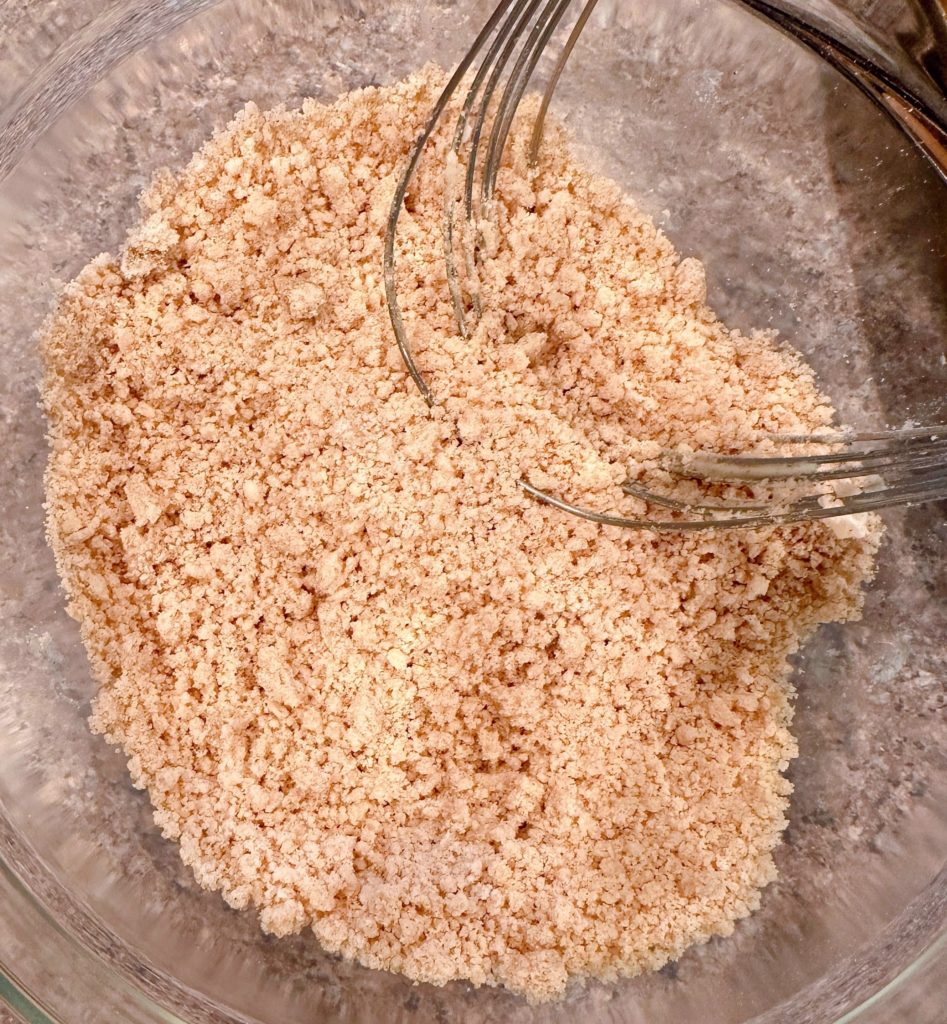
[[0, 1, 945, 1022]]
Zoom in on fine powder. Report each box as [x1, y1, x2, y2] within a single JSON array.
[[41, 68, 880, 1001]]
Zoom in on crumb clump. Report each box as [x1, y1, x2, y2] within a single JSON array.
[[41, 67, 880, 1001]]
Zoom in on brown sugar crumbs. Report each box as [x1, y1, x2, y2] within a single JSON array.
[[41, 68, 880, 1001]]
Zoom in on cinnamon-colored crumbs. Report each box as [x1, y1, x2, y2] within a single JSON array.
[[41, 67, 879, 1001]]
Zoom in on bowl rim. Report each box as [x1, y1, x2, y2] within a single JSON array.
[[1, 811, 945, 1024], [0, 0, 945, 1021]]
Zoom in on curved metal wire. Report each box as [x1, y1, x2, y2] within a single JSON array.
[[444, 0, 540, 335], [528, 0, 600, 164], [480, 0, 575, 206], [383, 0, 947, 530], [383, 0, 519, 406], [448, 0, 546, 333], [523, 465, 947, 532]]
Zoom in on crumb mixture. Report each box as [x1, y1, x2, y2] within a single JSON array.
[[41, 68, 879, 1001]]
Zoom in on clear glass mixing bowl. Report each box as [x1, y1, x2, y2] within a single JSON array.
[[1, 1, 945, 1022]]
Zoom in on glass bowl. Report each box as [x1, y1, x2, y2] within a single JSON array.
[[0, 1, 945, 1022]]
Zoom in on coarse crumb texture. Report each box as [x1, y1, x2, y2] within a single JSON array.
[[41, 67, 880, 1002]]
